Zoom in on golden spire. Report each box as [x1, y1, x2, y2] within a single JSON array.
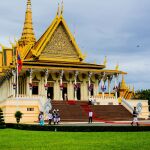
[[132, 86, 135, 93], [103, 56, 107, 67], [61, 1, 64, 15], [19, 0, 36, 47], [115, 63, 119, 70], [120, 75, 127, 90], [0, 44, 5, 50], [57, 3, 60, 16]]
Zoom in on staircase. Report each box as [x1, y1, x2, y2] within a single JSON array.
[[51, 101, 132, 122]]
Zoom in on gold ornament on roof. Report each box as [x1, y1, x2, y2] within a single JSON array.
[[57, 3, 60, 16], [19, 0, 36, 47], [115, 64, 119, 70], [120, 75, 128, 90], [61, 1, 64, 15], [103, 56, 107, 67]]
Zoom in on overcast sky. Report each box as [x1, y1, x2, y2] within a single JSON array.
[[0, 0, 150, 90]]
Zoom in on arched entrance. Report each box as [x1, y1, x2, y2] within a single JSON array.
[[32, 82, 39, 95], [47, 82, 54, 99], [63, 83, 68, 100]]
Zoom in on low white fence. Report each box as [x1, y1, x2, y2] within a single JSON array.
[[95, 98, 118, 105]]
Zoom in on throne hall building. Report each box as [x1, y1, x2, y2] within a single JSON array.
[[0, 0, 149, 123]]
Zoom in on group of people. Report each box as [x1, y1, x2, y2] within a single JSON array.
[[38, 109, 61, 126], [48, 109, 61, 125]]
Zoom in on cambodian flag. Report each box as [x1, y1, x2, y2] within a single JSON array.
[[17, 53, 22, 73]]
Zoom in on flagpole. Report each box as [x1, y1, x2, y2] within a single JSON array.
[[16, 47, 19, 111], [17, 62, 19, 98]]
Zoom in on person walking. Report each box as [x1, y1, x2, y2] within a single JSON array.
[[52, 109, 57, 125], [47, 93, 51, 99], [48, 111, 53, 125], [56, 109, 61, 124], [131, 107, 139, 126], [39, 112, 44, 126], [88, 111, 93, 123]]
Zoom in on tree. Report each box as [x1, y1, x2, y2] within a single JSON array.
[[15, 111, 23, 124], [134, 89, 150, 110], [0, 108, 5, 126]]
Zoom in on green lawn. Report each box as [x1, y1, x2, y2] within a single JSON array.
[[0, 129, 150, 150]]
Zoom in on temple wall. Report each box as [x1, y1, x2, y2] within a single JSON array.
[[0, 99, 40, 123], [123, 99, 149, 119], [0, 52, 2, 72], [6, 49, 12, 66]]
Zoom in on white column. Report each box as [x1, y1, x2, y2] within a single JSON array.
[[74, 71, 78, 100], [101, 78, 105, 99], [94, 79, 99, 96], [60, 70, 64, 100], [54, 79, 59, 100], [88, 72, 92, 99], [114, 74, 118, 99], [68, 81, 72, 100], [29, 69, 33, 97], [12, 69, 16, 98], [44, 69, 49, 97], [108, 77, 111, 96]]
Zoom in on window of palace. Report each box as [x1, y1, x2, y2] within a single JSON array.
[[27, 108, 34, 111], [32, 82, 39, 95], [47, 82, 54, 99], [63, 83, 68, 100]]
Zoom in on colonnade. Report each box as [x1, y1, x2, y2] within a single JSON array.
[[0, 69, 120, 101]]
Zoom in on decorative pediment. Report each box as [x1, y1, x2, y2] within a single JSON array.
[[27, 15, 85, 62], [40, 23, 79, 61]]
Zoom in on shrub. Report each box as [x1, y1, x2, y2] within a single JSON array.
[[5, 123, 150, 132], [15, 111, 23, 124], [0, 108, 5, 125]]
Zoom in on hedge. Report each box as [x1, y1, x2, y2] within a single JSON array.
[[5, 123, 150, 132]]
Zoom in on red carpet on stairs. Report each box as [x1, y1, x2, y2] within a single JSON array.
[[81, 104, 106, 122], [67, 100, 76, 105], [51, 101, 132, 122]]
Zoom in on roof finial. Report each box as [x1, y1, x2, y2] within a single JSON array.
[[103, 56, 107, 67], [61, 0, 64, 15], [115, 63, 119, 70], [0, 43, 7, 50], [120, 74, 127, 90], [19, 0, 36, 47], [132, 86, 135, 94], [57, 3, 60, 16], [27, 0, 31, 10]]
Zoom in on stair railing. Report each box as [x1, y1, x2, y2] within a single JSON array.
[[122, 98, 134, 113]]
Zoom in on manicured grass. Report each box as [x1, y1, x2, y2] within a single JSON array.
[[0, 129, 150, 150]]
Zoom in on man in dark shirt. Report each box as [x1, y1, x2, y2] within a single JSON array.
[[47, 93, 51, 99], [131, 107, 139, 126]]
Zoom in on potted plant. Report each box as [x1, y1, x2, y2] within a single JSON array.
[[15, 111, 23, 124]]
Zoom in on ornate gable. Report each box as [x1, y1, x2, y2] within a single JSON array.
[[40, 23, 79, 60], [26, 15, 85, 62]]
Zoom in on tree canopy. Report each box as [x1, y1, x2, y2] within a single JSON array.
[[134, 89, 150, 101]]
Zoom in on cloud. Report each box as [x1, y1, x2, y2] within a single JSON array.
[[0, 0, 150, 90]]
